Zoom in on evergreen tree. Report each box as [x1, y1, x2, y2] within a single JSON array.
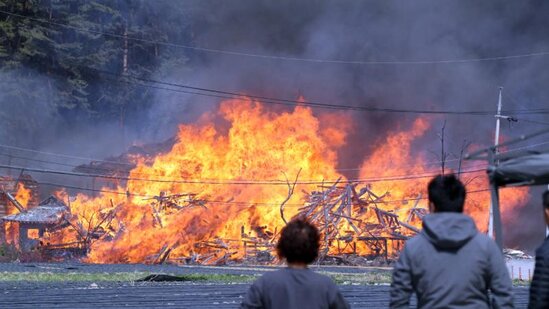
[[0, 0, 191, 124]]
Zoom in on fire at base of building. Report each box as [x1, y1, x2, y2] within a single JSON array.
[[0, 100, 532, 265], [0, 176, 86, 261], [0, 174, 427, 265]]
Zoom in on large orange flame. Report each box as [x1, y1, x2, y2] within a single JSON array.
[[359, 118, 528, 232], [4, 182, 32, 246], [43, 97, 528, 263]]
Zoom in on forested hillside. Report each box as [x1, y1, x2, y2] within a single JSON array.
[[0, 0, 192, 135]]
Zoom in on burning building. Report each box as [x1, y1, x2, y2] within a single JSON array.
[[0, 98, 532, 265], [2, 196, 71, 252], [0, 1, 544, 265], [0, 175, 39, 243], [35, 97, 527, 265]]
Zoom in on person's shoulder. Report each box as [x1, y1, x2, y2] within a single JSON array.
[[283, 268, 333, 284], [308, 270, 337, 287], [261, 268, 287, 280], [472, 232, 491, 243], [469, 233, 509, 259], [403, 233, 428, 252], [407, 234, 425, 244], [469, 232, 499, 250], [253, 269, 289, 288], [263, 268, 335, 286]]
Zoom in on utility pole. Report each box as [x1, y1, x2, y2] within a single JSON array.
[[488, 87, 503, 239]]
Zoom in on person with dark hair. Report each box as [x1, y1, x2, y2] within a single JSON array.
[[240, 217, 349, 309], [528, 190, 549, 308], [390, 174, 513, 309]]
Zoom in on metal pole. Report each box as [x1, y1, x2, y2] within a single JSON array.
[[489, 87, 503, 239]]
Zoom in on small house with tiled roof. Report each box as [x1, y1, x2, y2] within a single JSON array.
[[2, 196, 71, 251]]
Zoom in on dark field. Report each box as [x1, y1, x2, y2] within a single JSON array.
[[0, 263, 531, 308]]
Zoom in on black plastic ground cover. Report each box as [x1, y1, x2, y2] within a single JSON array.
[[136, 274, 201, 282], [0, 281, 530, 309]]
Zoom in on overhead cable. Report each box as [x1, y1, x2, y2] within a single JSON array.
[[0, 163, 487, 186], [37, 181, 494, 208]]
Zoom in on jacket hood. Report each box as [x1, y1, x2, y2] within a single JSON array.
[[421, 213, 478, 249]]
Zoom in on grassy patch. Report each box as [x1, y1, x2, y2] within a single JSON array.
[[512, 279, 531, 286], [0, 270, 391, 284], [0, 272, 257, 283], [0, 271, 150, 282], [0, 270, 526, 287], [325, 271, 392, 285]]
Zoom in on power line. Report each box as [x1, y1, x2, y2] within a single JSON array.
[[36, 180, 494, 208], [496, 140, 549, 154], [0, 152, 138, 176], [0, 149, 459, 175], [501, 93, 549, 125], [2, 137, 547, 184], [1, 138, 545, 177], [0, 163, 487, 186], [0, 149, 490, 183], [0, 144, 132, 166], [0, 143, 467, 178], [2, 9, 549, 65], [2, 8, 549, 123], [101, 72, 494, 115], [0, 152, 77, 169], [102, 69, 549, 115], [1, 9, 548, 116], [0, 152, 123, 173], [38, 181, 149, 199], [520, 119, 549, 126]]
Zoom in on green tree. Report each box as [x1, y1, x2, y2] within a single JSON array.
[[0, 0, 191, 123]]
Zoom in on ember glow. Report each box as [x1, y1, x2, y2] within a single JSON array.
[[4, 183, 32, 246], [38, 97, 527, 263], [14, 183, 32, 209]]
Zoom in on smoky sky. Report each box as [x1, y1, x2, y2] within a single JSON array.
[[145, 0, 549, 249], [2, 0, 549, 249], [149, 0, 549, 159]]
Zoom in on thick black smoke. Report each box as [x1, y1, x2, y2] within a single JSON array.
[[148, 0, 549, 158]]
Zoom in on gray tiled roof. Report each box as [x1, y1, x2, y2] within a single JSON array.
[[2, 196, 69, 225]]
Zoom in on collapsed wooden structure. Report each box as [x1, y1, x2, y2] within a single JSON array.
[[0, 195, 89, 260], [144, 192, 207, 228], [0, 174, 117, 261], [0, 175, 40, 244], [2, 196, 71, 251], [290, 180, 422, 263], [1, 173, 427, 265], [161, 180, 426, 266]]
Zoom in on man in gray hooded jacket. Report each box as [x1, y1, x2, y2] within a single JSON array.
[[390, 174, 514, 309]]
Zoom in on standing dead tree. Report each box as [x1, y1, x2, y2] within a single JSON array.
[[65, 199, 119, 250], [280, 168, 302, 224], [457, 140, 472, 178], [437, 120, 450, 175]]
